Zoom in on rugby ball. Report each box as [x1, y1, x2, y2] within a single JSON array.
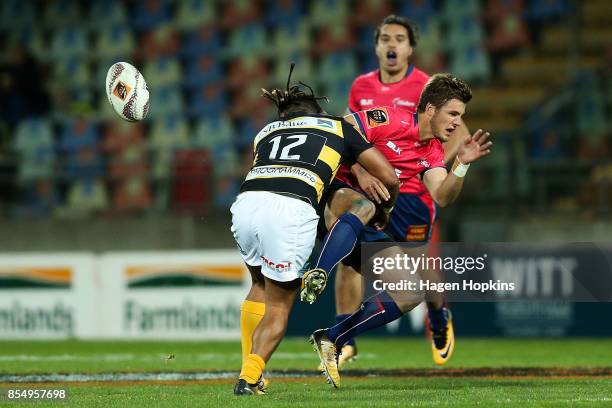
[[105, 62, 150, 122]]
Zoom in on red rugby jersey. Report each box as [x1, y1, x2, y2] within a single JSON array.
[[347, 66, 430, 194], [336, 107, 445, 190]]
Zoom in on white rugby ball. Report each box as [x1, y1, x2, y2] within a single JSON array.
[[105, 62, 150, 122]]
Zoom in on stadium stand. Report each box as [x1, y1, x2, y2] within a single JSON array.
[[0, 0, 609, 225]]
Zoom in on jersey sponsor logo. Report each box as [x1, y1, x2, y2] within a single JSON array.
[[260, 119, 307, 135], [260, 255, 292, 273], [254, 117, 340, 146], [392, 97, 415, 108], [418, 159, 430, 168], [245, 165, 318, 187], [406, 224, 429, 242], [366, 107, 389, 128], [386, 140, 401, 155], [317, 118, 334, 129], [394, 168, 402, 178], [360, 98, 374, 106]]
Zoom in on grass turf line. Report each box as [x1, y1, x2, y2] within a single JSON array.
[[0, 338, 611, 374]]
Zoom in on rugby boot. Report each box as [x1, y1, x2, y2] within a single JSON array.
[[429, 307, 455, 365], [300, 268, 328, 304], [233, 377, 266, 396], [310, 329, 340, 388]]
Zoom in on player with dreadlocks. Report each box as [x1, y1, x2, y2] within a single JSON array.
[[232, 64, 399, 396]]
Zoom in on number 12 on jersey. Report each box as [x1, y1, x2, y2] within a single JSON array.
[[260, 132, 326, 166]]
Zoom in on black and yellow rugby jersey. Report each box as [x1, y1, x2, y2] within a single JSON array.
[[240, 113, 372, 207]]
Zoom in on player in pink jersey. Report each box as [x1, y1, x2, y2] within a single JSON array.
[[304, 73, 491, 387], [338, 15, 466, 366]]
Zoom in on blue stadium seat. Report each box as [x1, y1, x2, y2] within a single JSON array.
[[57, 120, 101, 181], [235, 119, 259, 150], [132, 0, 171, 32], [53, 57, 92, 91], [442, 0, 481, 20], [309, 0, 348, 27], [13, 118, 56, 183], [449, 45, 491, 83], [225, 24, 267, 58], [175, 0, 218, 31], [147, 85, 184, 120], [94, 24, 135, 61], [88, 1, 128, 32], [49, 26, 88, 61], [356, 25, 377, 54], [446, 16, 485, 51], [139, 24, 181, 60], [143, 57, 182, 88], [181, 27, 222, 58], [192, 116, 234, 149], [149, 115, 190, 180], [323, 80, 353, 116], [414, 17, 444, 72], [397, 0, 436, 30], [265, 0, 305, 29], [272, 52, 314, 92], [211, 145, 240, 209], [317, 52, 358, 89], [43, 0, 82, 29], [183, 56, 223, 89], [187, 86, 228, 120], [271, 22, 310, 59]]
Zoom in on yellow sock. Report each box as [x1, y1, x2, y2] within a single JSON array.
[[240, 353, 266, 384], [240, 300, 265, 363]]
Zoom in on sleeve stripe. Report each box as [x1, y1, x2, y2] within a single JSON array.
[[352, 112, 367, 136]]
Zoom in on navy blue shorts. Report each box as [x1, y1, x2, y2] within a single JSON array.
[[386, 193, 437, 243]]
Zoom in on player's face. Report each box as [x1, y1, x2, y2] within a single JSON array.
[[429, 99, 466, 142], [375, 24, 413, 75]]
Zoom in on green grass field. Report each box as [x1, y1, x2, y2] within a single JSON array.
[[1, 337, 611, 407]]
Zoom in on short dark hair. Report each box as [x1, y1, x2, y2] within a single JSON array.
[[262, 64, 328, 119], [374, 14, 418, 47], [417, 73, 472, 113]]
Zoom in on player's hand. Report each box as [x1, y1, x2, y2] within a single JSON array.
[[457, 129, 492, 164], [355, 170, 390, 204], [371, 208, 390, 231]]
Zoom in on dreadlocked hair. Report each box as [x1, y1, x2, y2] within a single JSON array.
[[261, 63, 329, 119]]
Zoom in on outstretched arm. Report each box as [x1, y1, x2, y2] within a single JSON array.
[[423, 129, 492, 207]]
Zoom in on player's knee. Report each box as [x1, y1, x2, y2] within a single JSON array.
[[349, 198, 376, 224]]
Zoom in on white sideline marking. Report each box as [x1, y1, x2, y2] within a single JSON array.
[[0, 352, 377, 363], [0, 372, 240, 383]]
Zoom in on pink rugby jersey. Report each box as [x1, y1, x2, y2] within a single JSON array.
[[347, 66, 430, 195], [336, 106, 445, 190]]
